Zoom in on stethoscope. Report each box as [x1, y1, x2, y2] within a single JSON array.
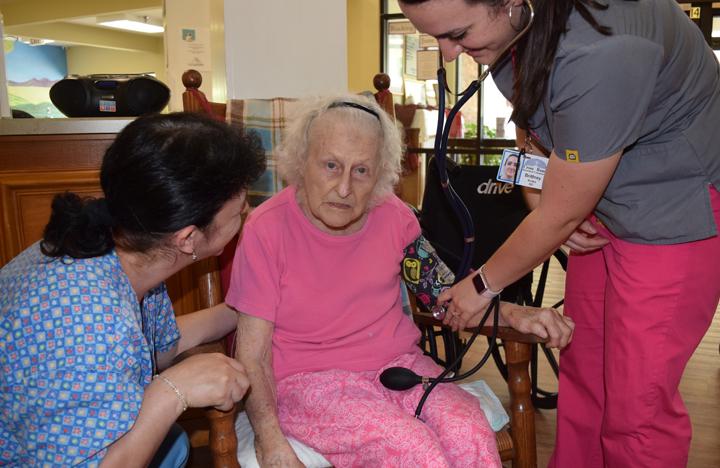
[[381, 0, 535, 418], [432, 0, 535, 292]]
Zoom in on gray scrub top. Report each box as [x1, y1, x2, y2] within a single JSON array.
[[492, 0, 720, 244]]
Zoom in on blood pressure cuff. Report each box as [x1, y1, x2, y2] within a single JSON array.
[[402, 234, 455, 312]]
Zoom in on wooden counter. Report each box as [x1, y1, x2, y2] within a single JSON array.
[[0, 117, 133, 136], [0, 118, 204, 316]]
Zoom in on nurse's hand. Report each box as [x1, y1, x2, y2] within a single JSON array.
[[564, 219, 608, 253], [160, 353, 249, 412], [438, 274, 492, 332]]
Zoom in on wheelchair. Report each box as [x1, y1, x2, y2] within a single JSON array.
[[417, 157, 567, 410]]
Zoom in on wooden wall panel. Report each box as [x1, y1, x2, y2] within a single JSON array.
[[0, 170, 102, 264], [0, 134, 112, 172]]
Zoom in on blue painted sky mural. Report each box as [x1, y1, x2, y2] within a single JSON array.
[[4, 39, 67, 117]]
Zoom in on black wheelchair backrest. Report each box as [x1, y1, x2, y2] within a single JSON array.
[[420, 158, 532, 303]]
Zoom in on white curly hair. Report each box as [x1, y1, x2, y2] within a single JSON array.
[[277, 94, 404, 205]]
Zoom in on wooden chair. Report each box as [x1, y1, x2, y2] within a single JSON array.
[[372, 73, 424, 207], [181, 69, 543, 468]]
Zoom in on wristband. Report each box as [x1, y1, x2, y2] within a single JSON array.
[[472, 264, 503, 298], [154, 374, 188, 412]]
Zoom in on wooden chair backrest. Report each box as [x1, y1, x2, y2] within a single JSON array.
[[372, 73, 395, 120], [182, 70, 227, 120]]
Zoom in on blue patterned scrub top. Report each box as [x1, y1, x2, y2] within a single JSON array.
[[0, 243, 180, 466]]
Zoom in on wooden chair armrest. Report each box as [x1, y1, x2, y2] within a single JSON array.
[[412, 311, 546, 344], [174, 344, 241, 468], [171, 255, 241, 466], [503, 339, 537, 468], [206, 405, 241, 468]]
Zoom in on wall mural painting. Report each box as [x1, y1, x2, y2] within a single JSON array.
[[4, 38, 67, 118]]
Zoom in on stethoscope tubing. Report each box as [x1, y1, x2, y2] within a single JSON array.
[[413, 0, 536, 418]]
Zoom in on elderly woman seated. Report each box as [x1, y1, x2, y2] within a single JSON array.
[[227, 95, 574, 467]]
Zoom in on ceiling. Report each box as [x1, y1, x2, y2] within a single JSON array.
[[1, 0, 163, 52]]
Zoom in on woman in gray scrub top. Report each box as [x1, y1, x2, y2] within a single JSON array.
[[400, 0, 720, 466]]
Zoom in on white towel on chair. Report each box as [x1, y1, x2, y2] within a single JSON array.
[[458, 379, 510, 431], [235, 411, 332, 468]]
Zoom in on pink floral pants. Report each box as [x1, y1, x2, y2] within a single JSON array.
[[276, 352, 501, 468]]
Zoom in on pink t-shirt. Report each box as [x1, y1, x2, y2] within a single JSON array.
[[226, 186, 422, 380]]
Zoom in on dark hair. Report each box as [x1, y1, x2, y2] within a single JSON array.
[[511, 0, 610, 128], [399, 0, 612, 128], [41, 112, 266, 258]]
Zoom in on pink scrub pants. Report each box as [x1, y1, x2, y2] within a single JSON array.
[[549, 187, 720, 468], [276, 352, 501, 468]]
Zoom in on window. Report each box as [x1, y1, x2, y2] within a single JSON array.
[[381, 0, 515, 165]]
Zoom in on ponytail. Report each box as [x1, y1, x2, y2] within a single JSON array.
[[41, 193, 115, 258]]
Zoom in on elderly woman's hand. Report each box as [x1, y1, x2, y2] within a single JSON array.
[[498, 303, 575, 349], [256, 436, 305, 468]]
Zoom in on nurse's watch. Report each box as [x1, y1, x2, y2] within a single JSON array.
[[472, 264, 503, 299]]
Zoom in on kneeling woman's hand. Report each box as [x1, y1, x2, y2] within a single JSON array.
[[160, 353, 250, 412], [498, 303, 575, 349]]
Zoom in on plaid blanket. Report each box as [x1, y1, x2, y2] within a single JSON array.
[[227, 98, 299, 206]]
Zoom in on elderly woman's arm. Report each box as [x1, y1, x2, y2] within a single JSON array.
[[235, 312, 304, 468]]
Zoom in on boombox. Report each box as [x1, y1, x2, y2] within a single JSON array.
[[50, 74, 170, 117]]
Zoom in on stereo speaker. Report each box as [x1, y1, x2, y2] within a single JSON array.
[[50, 74, 170, 117]]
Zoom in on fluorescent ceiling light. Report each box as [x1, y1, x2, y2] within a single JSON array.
[[27, 38, 55, 46], [98, 15, 164, 34], [6, 36, 56, 46]]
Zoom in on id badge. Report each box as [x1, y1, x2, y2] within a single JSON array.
[[496, 148, 547, 190]]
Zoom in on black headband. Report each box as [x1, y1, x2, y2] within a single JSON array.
[[328, 101, 380, 120]]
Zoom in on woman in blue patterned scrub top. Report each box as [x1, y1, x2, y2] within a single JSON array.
[[0, 112, 266, 467]]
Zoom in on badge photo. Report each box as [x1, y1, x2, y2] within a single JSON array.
[[496, 149, 520, 184]]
